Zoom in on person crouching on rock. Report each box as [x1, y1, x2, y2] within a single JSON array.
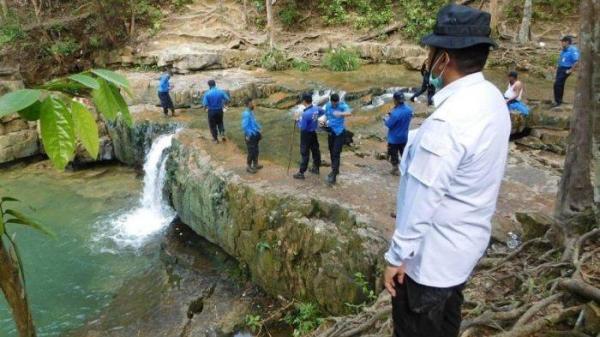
[[241, 98, 263, 174], [202, 79, 230, 143], [158, 68, 176, 117], [504, 71, 529, 117], [384, 91, 413, 176], [323, 93, 352, 186], [293, 93, 324, 180]]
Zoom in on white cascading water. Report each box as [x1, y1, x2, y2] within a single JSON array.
[[101, 132, 178, 249]]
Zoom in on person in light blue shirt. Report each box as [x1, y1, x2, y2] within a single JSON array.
[[241, 98, 262, 174], [157, 69, 175, 116], [384, 92, 413, 176], [293, 93, 324, 180], [323, 93, 352, 185], [202, 79, 230, 143], [553, 35, 579, 107]]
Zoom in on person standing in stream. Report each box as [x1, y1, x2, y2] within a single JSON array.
[[293, 93, 323, 181], [202, 79, 230, 143], [323, 93, 352, 186], [383, 5, 510, 337], [157, 69, 176, 117], [241, 98, 263, 174]]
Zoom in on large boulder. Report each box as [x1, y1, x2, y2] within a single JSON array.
[[0, 129, 39, 164], [165, 131, 387, 314]]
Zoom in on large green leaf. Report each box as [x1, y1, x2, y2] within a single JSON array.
[[0, 89, 41, 118], [18, 100, 42, 121], [72, 100, 99, 159], [39, 96, 76, 170], [69, 73, 100, 90], [91, 69, 132, 96], [91, 78, 119, 121], [109, 85, 132, 126], [5, 209, 55, 238]]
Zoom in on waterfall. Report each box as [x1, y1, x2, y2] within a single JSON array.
[[99, 132, 178, 249]]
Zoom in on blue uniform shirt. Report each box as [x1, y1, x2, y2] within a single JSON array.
[[384, 103, 413, 145], [241, 108, 261, 137], [158, 74, 170, 93], [558, 45, 580, 68], [324, 101, 350, 136], [202, 87, 230, 110], [298, 105, 323, 132]]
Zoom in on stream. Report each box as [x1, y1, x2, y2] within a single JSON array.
[[0, 134, 178, 337]]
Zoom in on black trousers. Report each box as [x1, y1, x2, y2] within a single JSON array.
[[299, 131, 321, 173], [392, 276, 464, 337], [245, 133, 261, 167], [328, 131, 345, 175], [554, 66, 571, 104], [388, 143, 406, 166], [208, 109, 225, 140], [158, 92, 174, 114]]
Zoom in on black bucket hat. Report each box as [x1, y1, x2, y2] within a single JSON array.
[[421, 4, 497, 50]]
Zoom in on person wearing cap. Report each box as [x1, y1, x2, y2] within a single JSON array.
[[202, 79, 230, 143], [323, 93, 352, 185], [383, 5, 510, 337], [157, 68, 176, 117], [384, 92, 413, 176], [293, 93, 324, 180], [410, 62, 436, 106], [241, 97, 262, 174], [505, 71, 529, 116], [553, 35, 579, 107]]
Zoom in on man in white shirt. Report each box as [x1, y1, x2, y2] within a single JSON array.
[[383, 4, 511, 337]]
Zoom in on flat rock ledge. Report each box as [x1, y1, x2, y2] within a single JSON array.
[[164, 130, 388, 314]]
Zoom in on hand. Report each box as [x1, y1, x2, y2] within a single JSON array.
[[384, 264, 406, 297]]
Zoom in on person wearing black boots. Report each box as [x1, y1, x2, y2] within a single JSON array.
[[293, 93, 323, 180]]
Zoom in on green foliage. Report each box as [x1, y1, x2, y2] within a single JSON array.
[[399, 0, 447, 41], [279, 2, 301, 28], [292, 58, 310, 72], [0, 22, 24, 47], [0, 69, 132, 169], [284, 302, 324, 337], [319, 0, 393, 28], [244, 314, 262, 333], [345, 272, 377, 313], [0, 197, 54, 238], [322, 47, 360, 72], [505, 0, 578, 21], [47, 39, 80, 57], [260, 49, 292, 71], [320, 0, 349, 25]]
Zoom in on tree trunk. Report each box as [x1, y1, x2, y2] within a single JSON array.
[[555, 0, 599, 224], [266, 0, 274, 49], [516, 0, 533, 43], [129, 0, 135, 36], [0, 0, 8, 20], [242, 0, 248, 28], [490, 0, 500, 33], [0, 239, 36, 337]]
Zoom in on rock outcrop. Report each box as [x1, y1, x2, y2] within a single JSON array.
[[0, 115, 39, 164], [164, 130, 387, 314]]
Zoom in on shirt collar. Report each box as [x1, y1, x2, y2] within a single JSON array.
[[304, 104, 313, 112], [432, 72, 486, 108]]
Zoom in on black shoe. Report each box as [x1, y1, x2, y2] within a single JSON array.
[[551, 102, 562, 108], [293, 172, 305, 180], [253, 164, 264, 170], [212, 139, 219, 144], [326, 173, 337, 186], [309, 167, 320, 175], [246, 166, 257, 174]]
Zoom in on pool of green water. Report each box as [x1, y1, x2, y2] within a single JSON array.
[[0, 162, 156, 337]]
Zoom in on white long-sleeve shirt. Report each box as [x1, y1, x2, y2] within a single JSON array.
[[385, 72, 511, 288]]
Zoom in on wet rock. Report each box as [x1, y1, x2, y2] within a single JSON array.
[[164, 132, 387, 314], [529, 104, 572, 130], [510, 113, 527, 135], [0, 130, 39, 164], [515, 136, 546, 150], [530, 128, 568, 154], [72, 136, 115, 164], [260, 91, 298, 109], [515, 212, 555, 240]]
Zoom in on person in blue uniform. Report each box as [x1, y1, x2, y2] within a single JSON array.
[[293, 93, 323, 180], [241, 98, 262, 174], [323, 93, 352, 186], [384, 92, 413, 176], [157, 69, 176, 117], [202, 79, 230, 143], [553, 35, 579, 107]]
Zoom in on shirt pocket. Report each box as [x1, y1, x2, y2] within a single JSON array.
[[407, 133, 448, 187]]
